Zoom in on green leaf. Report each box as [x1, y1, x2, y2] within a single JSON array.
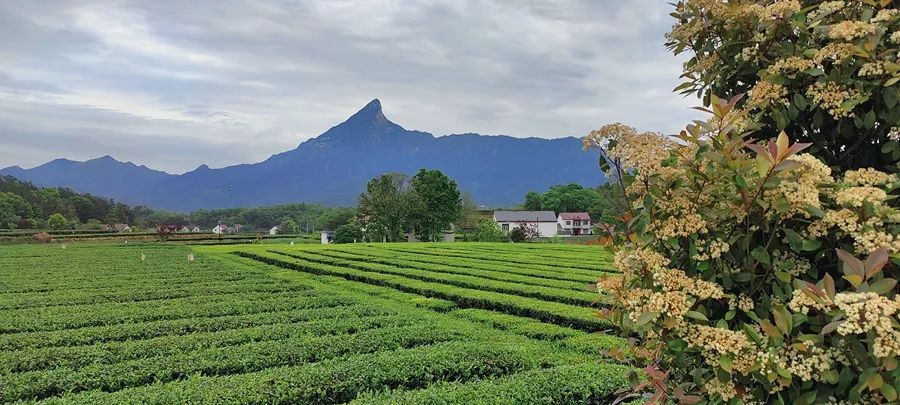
[[885, 88, 898, 108], [804, 68, 825, 76], [734, 272, 753, 282], [864, 111, 876, 129], [634, 311, 659, 326], [784, 228, 803, 248], [734, 175, 748, 190], [751, 246, 771, 265], [866, 372, 883, 390], [803, 204, 826, 218], [775, 271, 792, 282], [720, 355, 733, 373], [793, 93, 808, 110], [801, 239, 822, 251], [869, 278, 897, 295], [883, 383, 898, 401], [685, 310, 709, 322]]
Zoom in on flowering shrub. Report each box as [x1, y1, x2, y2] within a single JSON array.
[[666, 0, 899, 171], [588, 95, 899, 403]]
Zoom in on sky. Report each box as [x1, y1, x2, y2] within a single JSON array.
[[0, 0, 704, 174]]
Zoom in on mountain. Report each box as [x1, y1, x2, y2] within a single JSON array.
[[1, 99, 605, 211]]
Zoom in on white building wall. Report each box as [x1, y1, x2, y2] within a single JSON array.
[[496, 221, 558, 237]]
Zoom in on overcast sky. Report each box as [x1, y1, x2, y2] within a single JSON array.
[[1, 0, 703, 174]]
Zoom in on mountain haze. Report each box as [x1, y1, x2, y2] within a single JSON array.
[[1, 100, 605, 211]]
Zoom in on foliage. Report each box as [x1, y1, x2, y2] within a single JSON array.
[[279, 217, 300, 234], [666, 0, 899, 172], [475, 220, 507, 242], [0, 243, 630, 402], [594, 96, 899, 403], [409, 169, 462, 242], [524, 191, 543, 211], [456, 192, 486, 237], [0, 176, 132, 229], [358, 173, 416, 242], [333, 223, 363, 244], [521, 184, 609, 223], [509, 227, 527, 243], [47, 213, 69, 230]]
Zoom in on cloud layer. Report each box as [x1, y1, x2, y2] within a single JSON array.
[[1, 0, 704, 173]]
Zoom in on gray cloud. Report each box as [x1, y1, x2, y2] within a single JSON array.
[[0, 0, 704, 173]]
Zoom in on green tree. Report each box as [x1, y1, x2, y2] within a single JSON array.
[[523, 191, 543, 210], [508, 227, 527, 243], [540, 184, 602, 216], [47, 213, 69, 230], [409, 169, 462, 242], [474, 220, 506, 242], [358, 173, 414, 242], [333, 223, 363, 244], [666, 0, 899, 172], [279, 217, 299, 234]]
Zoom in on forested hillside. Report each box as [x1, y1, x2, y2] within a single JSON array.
[[0, 175, 353, 232]]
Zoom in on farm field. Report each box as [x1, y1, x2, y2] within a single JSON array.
[[0, 242, 631, 404]]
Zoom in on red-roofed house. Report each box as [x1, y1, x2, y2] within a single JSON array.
[[557, 212, 593, 236]]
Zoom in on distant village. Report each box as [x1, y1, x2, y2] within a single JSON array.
[[138, 210, 594, 245]]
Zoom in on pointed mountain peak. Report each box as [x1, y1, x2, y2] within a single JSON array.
[[311, 98, 408, 143], [345, 98, 386, 124]]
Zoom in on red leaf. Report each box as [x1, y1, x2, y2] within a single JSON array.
[[865, 247, 889, 279], [835, 249, 865, 277]]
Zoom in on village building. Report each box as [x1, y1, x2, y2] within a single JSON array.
[[112, 223, 132, 233], [492, 211, 558, 237], [557, 212, 593, 236], [269, 226, 279, 235]]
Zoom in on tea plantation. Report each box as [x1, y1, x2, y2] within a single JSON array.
[[0, 242, 632, 403]]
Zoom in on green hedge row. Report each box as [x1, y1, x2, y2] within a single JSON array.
[[1, 312, 415, 373], [378, 244, 607, 272], [237, 251, 608, 331], [352, 362, 631, 404], [0, 304, 383, 352], [331, 245, 602, 283], [0, 280, 308, 310], [307, 248, 593, 291], [45, 341, 589, 405], [271, 250, 598, 307], [0, 291, 350, 334], [2, 323, 470, 402]]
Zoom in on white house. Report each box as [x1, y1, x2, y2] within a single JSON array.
[[558, 212, 593, 236], [269, 226, 280, 235], [321, 231, 334, 244], [212, 224, 230, 234], [492, 211, 558, 237]]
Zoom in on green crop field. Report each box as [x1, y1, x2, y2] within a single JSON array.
[[0, 242, 632, 404]]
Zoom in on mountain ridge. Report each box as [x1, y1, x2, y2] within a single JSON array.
[[1, 99, 605, 211]]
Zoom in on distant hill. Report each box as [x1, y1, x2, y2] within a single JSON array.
[[1, 99, 605, 211]]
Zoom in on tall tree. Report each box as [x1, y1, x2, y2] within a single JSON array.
[[409, 169, 462, 242], [358, 173, 414, 242], [523, 191, 543, 211]]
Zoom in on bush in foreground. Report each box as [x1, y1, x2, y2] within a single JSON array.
[[589, 96, 898, 403]]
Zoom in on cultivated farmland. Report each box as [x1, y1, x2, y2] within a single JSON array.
[[0, 242, 631, 404]]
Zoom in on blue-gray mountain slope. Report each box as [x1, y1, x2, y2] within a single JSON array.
[[1, 99, 604, 211]]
